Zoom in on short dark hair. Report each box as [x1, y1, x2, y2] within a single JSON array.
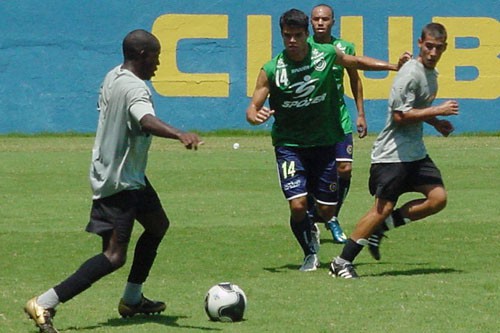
[[122, 29, 160, 61], [279, 8, 309, 32], [420, 23, 447, 41]]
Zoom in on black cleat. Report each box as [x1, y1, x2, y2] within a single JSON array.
[[118, 294, 166, 318], [329, 258, 359, 279]]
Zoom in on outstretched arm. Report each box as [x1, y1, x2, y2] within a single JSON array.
[[336, 48, 412, 71], [140, 114, 203, 150], [246, 70, 275, 125]]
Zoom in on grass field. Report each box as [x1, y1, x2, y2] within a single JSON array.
[[0, 134, 498, 332]]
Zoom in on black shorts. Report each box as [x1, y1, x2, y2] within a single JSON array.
[[369, 156, 444, 202], [86, 177, 163, 243]]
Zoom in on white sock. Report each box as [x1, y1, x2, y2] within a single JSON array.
[[334, 256, 350, 265], [37, 288, 60, 309]]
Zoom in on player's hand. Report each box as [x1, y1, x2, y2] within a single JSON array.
[[437, 100, 459, 116], [356, 116, 368, 138], [397, 51, 413, 70], [253, 107, 275, 125], [434, 119, 454, 137], [178, 132, 204, 150]]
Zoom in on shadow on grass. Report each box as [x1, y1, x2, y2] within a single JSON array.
[[366, 267, 463, 277], [263, 260, 463, 277], [64, 314, 221, 332], [263, 264, 300, 273], [263, 260, 334, 273]]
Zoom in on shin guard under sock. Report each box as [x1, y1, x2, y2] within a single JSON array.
[[290, 216, 315, 256], [336, 176, 351, 215], [127, 232, 163, 284], [339, 238, 364, 262], [53, 253, 115, 303]]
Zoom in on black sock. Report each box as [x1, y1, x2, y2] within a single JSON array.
[[381, 208, 406, 231], [54, 253, 115, 303], [127, 232, 163, 284], [290, 215, 315, 256], [339, 239, 364, 262], [336, 176, 351, 215], [392, 209, 406, 227]]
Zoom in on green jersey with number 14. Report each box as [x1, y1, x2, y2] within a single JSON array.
[[262, 42, 344, 147]]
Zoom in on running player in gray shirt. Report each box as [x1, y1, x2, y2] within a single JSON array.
[[329, 22, 459, 279]]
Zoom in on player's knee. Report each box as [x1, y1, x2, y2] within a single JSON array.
[[142, 210, 170, 237], [104, 249, 127, 269], [155, 218, 169, 238], [289, 199, 307, 220], [317, 204, 336, 221], [430, 190, 447, 213], [434, 195, 447, 212], [337, 163, 352, 178]]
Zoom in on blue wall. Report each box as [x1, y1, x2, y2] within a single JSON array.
[[0, 0, 498, 134]]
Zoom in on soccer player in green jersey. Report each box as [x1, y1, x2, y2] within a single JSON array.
[[329, 23, 459, 279], [246, 8, 410, 272], [306, 3, 367, 245]]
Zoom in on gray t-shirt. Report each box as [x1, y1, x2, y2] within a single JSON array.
[[371, 59, 438, 163], [90, 66, 155, 199]]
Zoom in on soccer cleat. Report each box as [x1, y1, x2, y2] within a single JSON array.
[[328, 258, 359, 279], [310, 223, 321, 254], [368, 230, 386, 261], [299, 254, 319, 272], [24, 297, 59, 333], [118, 294, 166, 318], [327, 218, 347, 244]]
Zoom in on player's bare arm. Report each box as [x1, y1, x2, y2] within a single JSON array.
[[393, 100, 459, 125], [429, 118, 455, 137], [246, 70, 275, 125], [346, 67, 367, 138], [140, 114, 203, 150], [335, 47, 396, 71], [335, 48, 412, 71]]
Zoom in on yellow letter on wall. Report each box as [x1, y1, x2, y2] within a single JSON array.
[[152, 14, 229, 97], [247, 15, 272, 97], [433, 17, 500, 99], [340, 16, 413, 100]]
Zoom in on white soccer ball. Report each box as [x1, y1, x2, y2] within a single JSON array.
[[204, 282, 247, 322], [233, 142, 240, 149]]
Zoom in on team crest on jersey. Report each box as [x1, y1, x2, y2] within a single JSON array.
[[334, 43, 347, 54], [329, 182, 338, 192], [311, 48, 327, 71], [277, 58, 287, 69], [347, 144, 353, 155]]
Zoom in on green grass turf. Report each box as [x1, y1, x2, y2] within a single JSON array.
[[0, 134, 498, 332]]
